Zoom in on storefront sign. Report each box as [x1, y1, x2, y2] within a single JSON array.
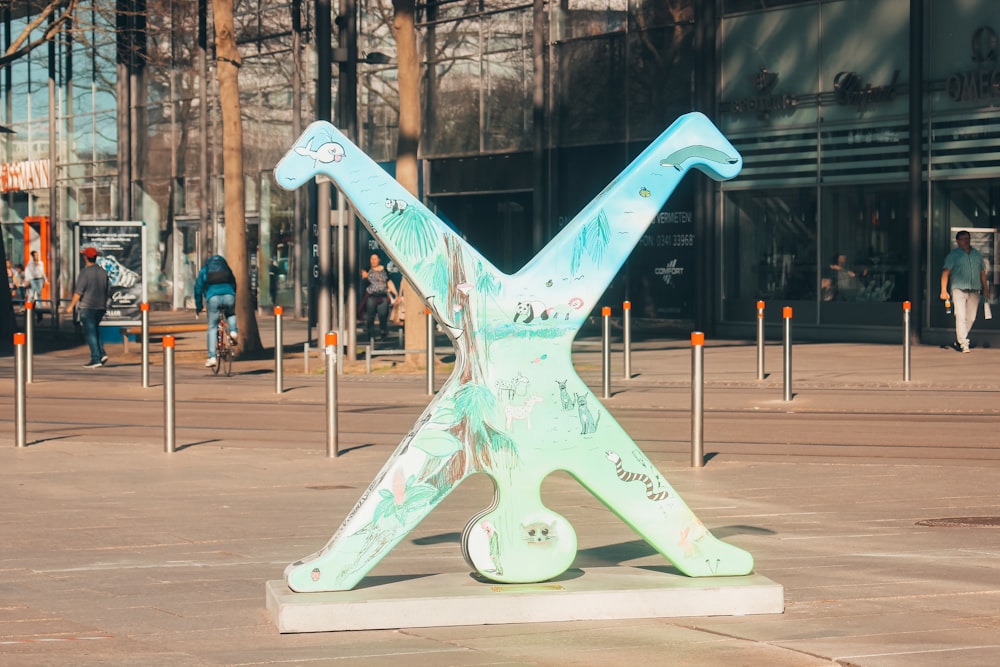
[[730, 66, 797, 120], [833, 70, 900, 111], [946, 26, 1000, 103], [0, 159, 50, 193]]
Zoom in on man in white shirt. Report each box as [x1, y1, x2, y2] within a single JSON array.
[[23, 250, 48, 302]]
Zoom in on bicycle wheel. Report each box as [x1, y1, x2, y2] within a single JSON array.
[[221, 334, 233, 376], [212, 324, 223, 375]]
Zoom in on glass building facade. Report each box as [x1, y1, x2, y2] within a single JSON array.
[[2, 0, 999, 345]]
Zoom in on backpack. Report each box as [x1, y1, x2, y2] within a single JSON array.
[[205, 255, 234, 285]]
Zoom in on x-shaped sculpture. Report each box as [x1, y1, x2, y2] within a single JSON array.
[[274, 113, 753, 592]]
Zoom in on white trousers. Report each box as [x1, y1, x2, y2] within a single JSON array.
[[952, 288, 980, 345]]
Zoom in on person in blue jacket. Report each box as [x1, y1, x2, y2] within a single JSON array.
[[195, 254, 239, 367]]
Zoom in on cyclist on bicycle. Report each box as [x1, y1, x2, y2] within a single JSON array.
[[194, 254, 238, 367]]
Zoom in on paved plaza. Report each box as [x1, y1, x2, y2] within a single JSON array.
[[1, 312, 999, 665]]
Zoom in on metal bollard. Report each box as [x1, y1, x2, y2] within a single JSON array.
[[782, 307, 793, 401], [756, 300, 765, 381], [691, 332, 704, 468], [325, 332, 339, 458], [623, 300, 632, 380], [903, 301, 912, 382], [14, 333, 27, 448], [601, 306, 611, 398], [274, 306, 284, 394], [304, 342, 310, 374], [426, 308, 435, 395], [163, 335, 176, 454], [365, 344, 372, 374], [25, 301, 34, 383], [141, 302, 150, 388]]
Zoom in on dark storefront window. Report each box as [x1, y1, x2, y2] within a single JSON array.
[[722, 188, 817, 321]]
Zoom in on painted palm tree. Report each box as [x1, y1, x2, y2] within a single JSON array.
[[274, 113, 753, 593]]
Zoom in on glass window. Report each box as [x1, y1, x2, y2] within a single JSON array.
[[554, 33, 626, 146], [626, 24, 695, 141], [819, 185, 907, 308], [426, 58, 481, 154], [722, 188, 817, 320]]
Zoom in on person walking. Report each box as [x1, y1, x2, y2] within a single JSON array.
[[940, 229, 990, 353], [23, 250, 48, 303], [65, 246, 111, 368], [361, 253, 397, 341], [194, 254, 238, 368]]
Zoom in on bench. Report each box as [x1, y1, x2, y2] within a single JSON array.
[[121, 323, 207, 352]]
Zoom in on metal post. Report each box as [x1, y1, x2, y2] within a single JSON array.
[[163, 335, 176, 454], [325, 332, 339, 458], [782, 307, 793, 402], [623, 300, 632, 380], [304, 342, 310, 374], [25, 301, 34, 384], [14, 333, 27, 448], [601, 306, 611, 399], [426, 308, 435, 395], [365, 344, 371, 374], [141, 303, 150, 388], [756, 300, 765, 381], [337, 190, 346, 376], [691, 331, 704, 468], [274, 306, 284, 394], [903, 301, 912, 382]]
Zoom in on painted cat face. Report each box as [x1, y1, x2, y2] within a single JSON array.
[[522, 521, 554, 543]]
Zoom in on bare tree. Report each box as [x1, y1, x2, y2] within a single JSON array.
[[212, 0, 262, 353], [0, 0, 81, 68]]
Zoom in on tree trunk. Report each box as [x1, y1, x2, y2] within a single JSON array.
[[392, 0, 426, 368], [212, 0, 261, 353]]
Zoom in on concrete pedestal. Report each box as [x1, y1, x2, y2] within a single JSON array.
[[266, 567, 783, 633]]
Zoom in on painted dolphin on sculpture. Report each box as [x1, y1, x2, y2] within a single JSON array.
[[273, 112, 754, 592]]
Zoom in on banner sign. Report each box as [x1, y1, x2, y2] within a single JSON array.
[[0, 159, 50, 193], [76, 221, 146, 326]]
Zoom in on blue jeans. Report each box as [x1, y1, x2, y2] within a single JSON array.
[[206, 293, 237, 357], [79, 307, 106, 363], [28, 278, 44, 301]]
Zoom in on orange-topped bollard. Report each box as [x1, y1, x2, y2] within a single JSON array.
[[14, 333, 27, 447], [24, 301, 35, 383], [602, 306, 612, 398], [782, 307, 793, 401], [623, 301, 632, 380], [163, 335, 176, 453], [903, 301, 912, 382], [756, 300, 765, 381], [274, 306, 285, 394], [141, 302, 151, 387], [691, 332, 705, 467], [325, 331, 339, 458]]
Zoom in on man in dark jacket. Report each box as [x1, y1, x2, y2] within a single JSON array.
[[65, 246, 110, 368], [194, 254, 238, 367]]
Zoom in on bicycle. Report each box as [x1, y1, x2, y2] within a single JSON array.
[[214, 316, 235, 376]]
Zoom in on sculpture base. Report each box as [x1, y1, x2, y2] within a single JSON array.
[[266, 567, 784, 633]]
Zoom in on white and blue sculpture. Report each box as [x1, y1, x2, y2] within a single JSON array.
[[274, 113, 753, 592]]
